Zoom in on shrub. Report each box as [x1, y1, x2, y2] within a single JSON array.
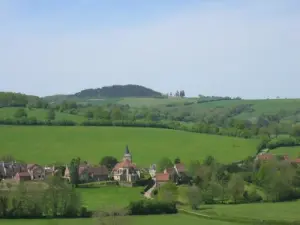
[[128, 200, 177, 215]]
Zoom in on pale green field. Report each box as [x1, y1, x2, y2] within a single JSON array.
[[118, 97, 196, 107], [271, 146, 300, 158], [0, 126, 258, 165]]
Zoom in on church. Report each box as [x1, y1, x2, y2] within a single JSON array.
[[112, 145, 140, 182]]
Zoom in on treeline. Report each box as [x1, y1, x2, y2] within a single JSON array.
[[157, 155, 300, 210], [0, 177, 90, 218], [0, 92, 40, 107]]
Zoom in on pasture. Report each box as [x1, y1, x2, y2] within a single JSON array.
[[78, 187, 144, 210], [271, 146, 300, 158], [0, 107, 85, 122], [0, 126, 258, 165], [0, 214, 247, 225], [199, 200, 300, 222]]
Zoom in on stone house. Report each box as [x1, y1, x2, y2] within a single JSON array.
[[27, 164, 45, 180], [15, 172, 32, 182], [64, 164, 109, 183], [112, 145, 140, 183], [155, 173, 170, 187], [0, 161, 27, 179]]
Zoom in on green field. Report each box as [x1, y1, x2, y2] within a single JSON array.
[[0, 126, 258, 165], [0, 214, 247, 225], [0, 107, 85, 122], [271, 146, 300, 158], [198, 200, 300, 222], [78, 187, 144, 210], [118, 97, 196, 107]]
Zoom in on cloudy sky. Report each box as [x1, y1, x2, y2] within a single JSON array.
[[0, 0, 299, 98]]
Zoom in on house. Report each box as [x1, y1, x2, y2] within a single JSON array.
[[112, 145, 140, 183], [257, 153, 274, 161], [15, 172, 32, 182], [155, 173, 169, 187], [149, 164, 156, 178], [0, 161, 27, 179], [27, 164, 45, 180], [64, 163, 109, 183]]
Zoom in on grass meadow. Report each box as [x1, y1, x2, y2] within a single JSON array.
[[0, 214, 248, 225], [0, 126, 258, 165], [0, 107, 85, 122], [271, 146, 300, 158], [78, 187, 144, 210], [197, 200, 300, 222]]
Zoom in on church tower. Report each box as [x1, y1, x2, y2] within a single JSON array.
[[123, 145, 132, 162]]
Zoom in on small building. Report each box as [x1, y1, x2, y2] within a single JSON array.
[[112, 145, 140, 183], [149, 164, 156, 178], [155, 173, 169, 187], [15, 172, 32, 182], [27, 164, 45, 180]]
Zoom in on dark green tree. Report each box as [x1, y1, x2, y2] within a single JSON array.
[[14, 108, 27, 118], [69, 157, 80, 187], [46, 109, 56, 121], [157, 157, 173, 172], [100, 156, 118, 171]]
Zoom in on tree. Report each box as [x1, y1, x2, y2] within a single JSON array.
[[175, 90, 180, 97], [85, 111, 94, 120], [46, 109, 56, 121], [203, 155, 215, 167], [179, 90, 185, 98], [110, 107, 122, 120], [186, 186, 202, 209], [174, 157, 181, 164], [291, 125, 300, 138], [188, 160, 201, 177], [157, 182, 178, 202], [69, 157, 80, 187], [157, 157, 173, 172], [14, 108, 27, 118], [228, 173, 244, 203], [100, 156, 118, 171]]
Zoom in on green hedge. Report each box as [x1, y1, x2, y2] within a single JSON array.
[[78, 181, 118, 188], [128, 200, 177, 215]]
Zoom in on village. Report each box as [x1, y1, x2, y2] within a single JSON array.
[[0, 146, 189, 193]]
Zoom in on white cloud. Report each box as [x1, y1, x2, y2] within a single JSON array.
[[0, 0, 299, 98]]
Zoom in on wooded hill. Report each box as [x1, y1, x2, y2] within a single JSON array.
[[74, 84, 162, 98]]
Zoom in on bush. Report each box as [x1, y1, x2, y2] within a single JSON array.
[[128, 200, 177, 215], [266, 136, 300, 150], [78, 181, 118, 188]]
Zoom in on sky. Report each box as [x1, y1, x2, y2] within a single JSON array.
[[0, 0, 299, 99]]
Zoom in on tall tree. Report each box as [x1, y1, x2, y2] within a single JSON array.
[[179, 90, 185, 97], [69, 157, 81, 187], [46, 109, 56, 121], [100, 156, 118, 171], [228, 173, 244, 203], [157, 157, 173, 172], [174, 157, 181, 164]]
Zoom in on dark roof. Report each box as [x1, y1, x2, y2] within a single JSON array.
[[125, 145, 130, 154], [88, 165, 109, 176]]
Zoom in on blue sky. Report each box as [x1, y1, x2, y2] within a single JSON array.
[[0, 0, 299, 98]]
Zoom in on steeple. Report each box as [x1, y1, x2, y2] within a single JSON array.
[[125, 145, 130, 154], [123, 145, 132, 162]]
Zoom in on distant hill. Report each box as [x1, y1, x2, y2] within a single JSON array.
[[74, 84, 162, 98], [0, 92, 40, 107]]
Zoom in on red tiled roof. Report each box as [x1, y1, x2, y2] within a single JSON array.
[[164, 167, 175, 174], [258, 153, 273, 160], [175, 163, 185, 172], [113, 159, 136, 171], [18, 172, 31, 177], [156, 173, 169, 182], [292, 158, 300, 164]]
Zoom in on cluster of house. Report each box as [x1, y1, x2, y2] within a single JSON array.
[[0, 145, 188, 188], [0, 161, 58, 181], [256, 153, 300, 164]]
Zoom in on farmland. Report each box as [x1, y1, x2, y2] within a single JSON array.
[[0, 126, 258, 165], [0, 214, 247, 225]]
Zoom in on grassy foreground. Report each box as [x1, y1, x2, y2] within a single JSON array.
[[0, 214, 247, 225], [0, 126, 258, 165], [78, 187, 144, 210]]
